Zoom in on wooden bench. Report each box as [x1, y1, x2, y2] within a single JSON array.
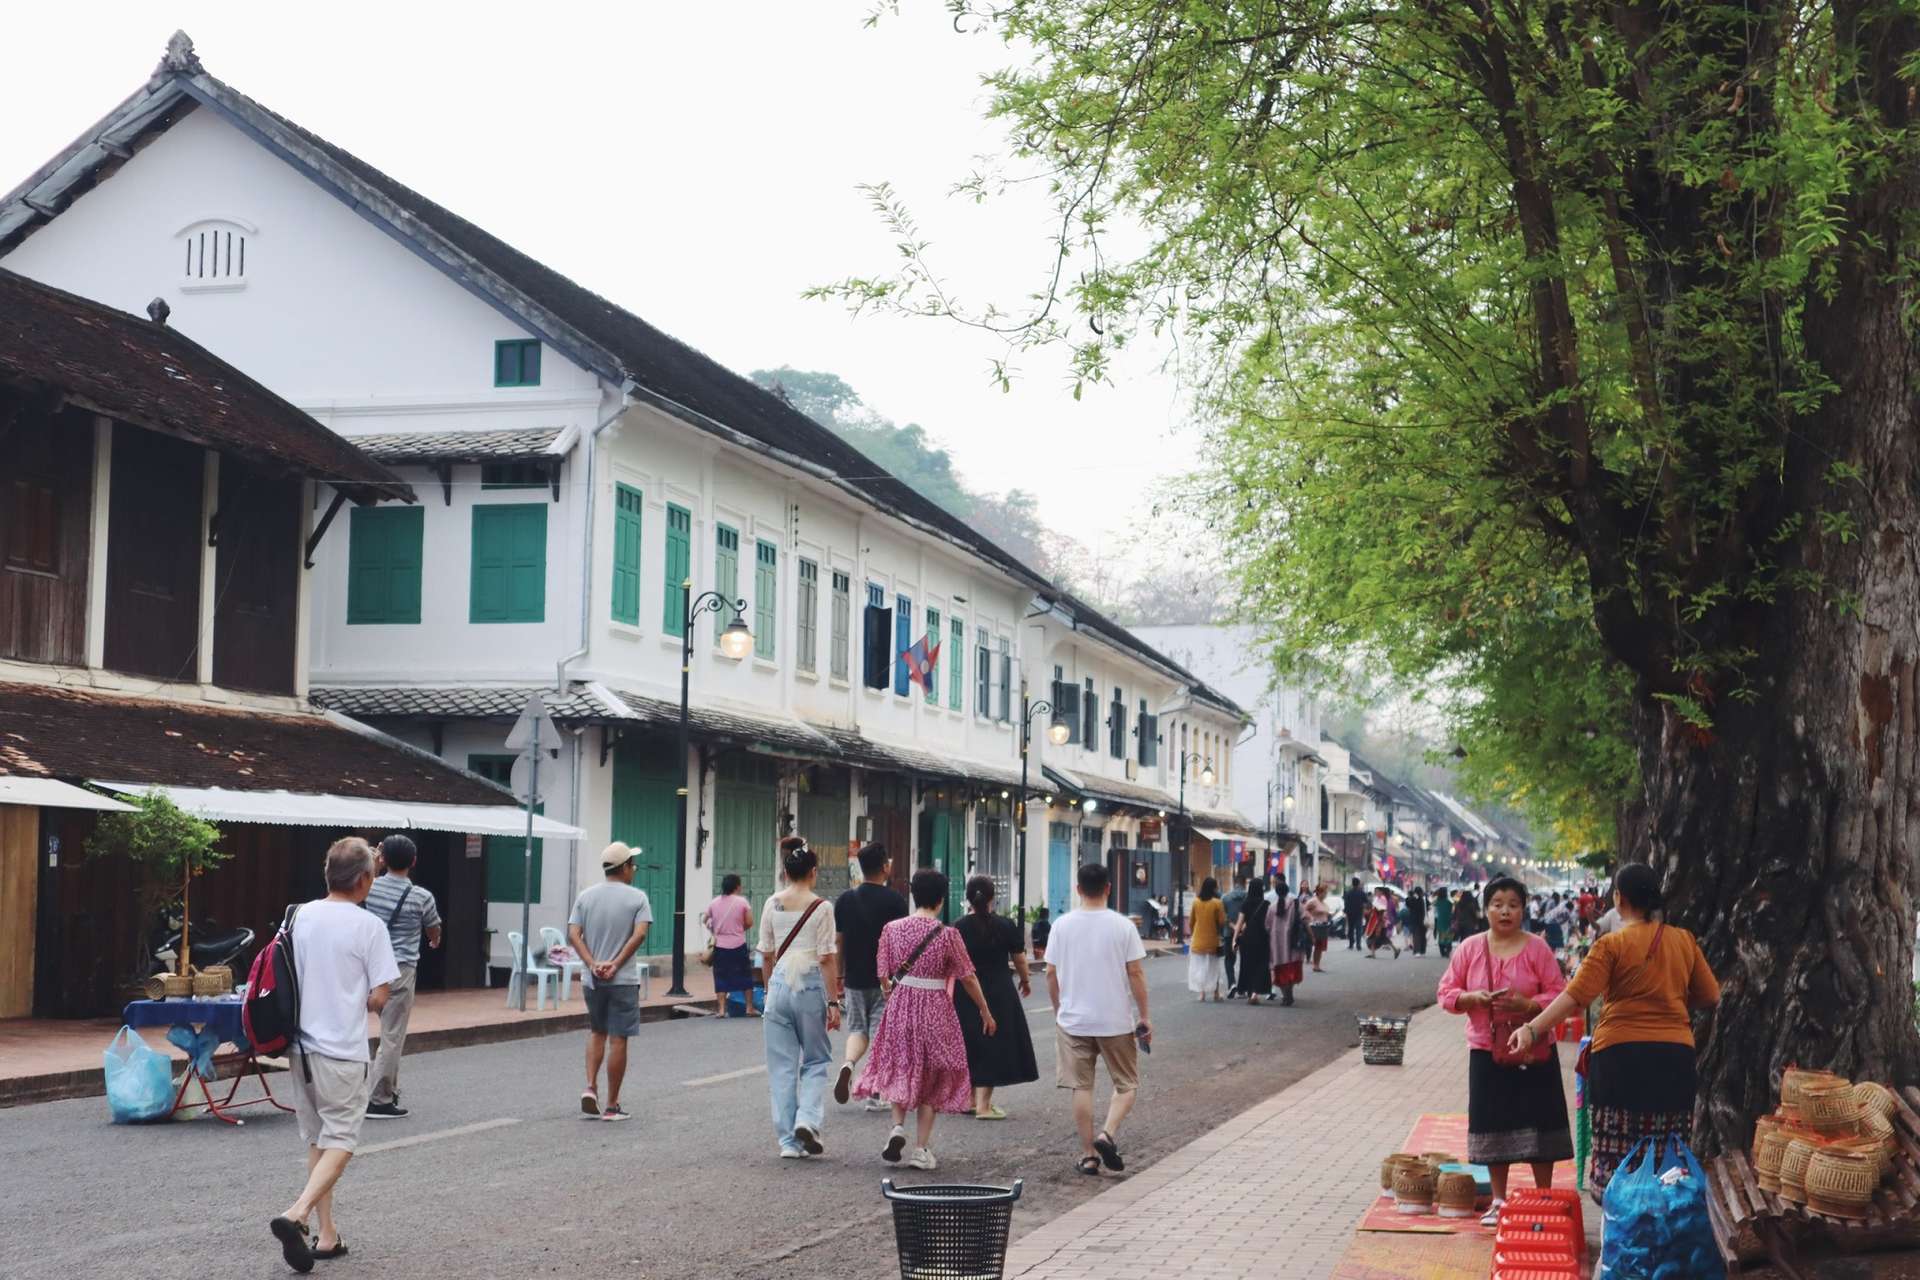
[[1703, 1088, 1920, 1276]]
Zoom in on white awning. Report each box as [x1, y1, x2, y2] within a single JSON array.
[[1196, 826, 1240, 844], [92, 783, 582, 840], [0, 776, 136, 811]]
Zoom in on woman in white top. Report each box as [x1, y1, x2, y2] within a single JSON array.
[[758, 837, 842, 1159]]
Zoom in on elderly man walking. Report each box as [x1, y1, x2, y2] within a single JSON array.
[[1046, 860, 1149, 1177], [269, 837, 398, 1273], [363, 834, 441, 1120]]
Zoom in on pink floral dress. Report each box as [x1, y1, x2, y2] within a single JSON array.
[[853, 916, 975, 1113]]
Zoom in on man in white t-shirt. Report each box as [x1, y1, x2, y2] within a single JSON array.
[[270, 837, 399, 1273], [1045, 860, 1149, 1177]]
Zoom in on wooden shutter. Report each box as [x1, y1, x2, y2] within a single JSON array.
[[1083, 678, 1097, 749], [663, 504, 691, 633], [924, 606, 940, 702], [949, 617, 963, 709], [1139, 712, 1159, 766], [893, 595, 912, 695], [470, 503, 545, 623], [754, 540, 777, 660], [348, 505, 422, 625], [862, 602, 892, 688], [1110, 694, 1127, 759], [611, 484, 641, 625]]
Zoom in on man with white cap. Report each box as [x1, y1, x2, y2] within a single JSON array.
[[566, 842, 653, 1122]]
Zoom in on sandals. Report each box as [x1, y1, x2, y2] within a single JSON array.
[[1077, 1155, 1102, 1175], [269, 1217, 314, 1274], [311, 1241, 348, 1261], [1093, 1130, 1125, 1171]]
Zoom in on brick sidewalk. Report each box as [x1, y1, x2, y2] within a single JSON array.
[[1002, 1007, 1478, 1280]]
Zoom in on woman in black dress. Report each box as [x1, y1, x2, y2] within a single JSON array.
[[1234, 875, 1274, 1004], [953, 877, 1038, 1119]]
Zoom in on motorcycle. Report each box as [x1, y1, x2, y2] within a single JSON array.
[[151, 912, 255, 978]]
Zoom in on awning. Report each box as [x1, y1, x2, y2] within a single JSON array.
[[93, 783, 583, 839], [0, 776, 136, 811], [1195, 826, 1240, 844]]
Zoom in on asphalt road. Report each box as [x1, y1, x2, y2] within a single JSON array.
[[0, 943, 1442, 1280]]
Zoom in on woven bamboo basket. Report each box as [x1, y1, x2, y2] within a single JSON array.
[[143, 970, 193, 1000], [1800, 1079, 1864, 1135], [1421, 1150, 1462, 1176], [1754, 1123, 1793, 1193], [1380, 1153, 1424, 1191], [1807, 1146, 1878, 1219], [1782, 1068, 1846, 1110], [1854, 1081, 1898, 1121], [191, 965, 233, 996], [1436, 1170, 1479, 1218], [1855, 1112, 1896, 1179], [1779, 1138, 1818, 1204], [1392, 1163, 1437, 1214]]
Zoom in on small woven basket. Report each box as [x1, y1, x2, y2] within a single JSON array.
[[1782, 1068, 1846, 1110], [1807, 1146, 1878, 1219], [1801, 1078, 1864, 1134], [1380, 1153, 1423, 1191], [143, 970, 194, 1000], [1436, 1170, 1479, 1218], [1855, 1112, 1896, 1179], [1854, 1081, 1898, 1121], [1391, 1163, 1436, 1214], [1779, 1138, 1818, 1204], [1359, 1016, 1410, 1066], [191, 965, 233, 996], [1421, 1150, 1461, 1176], [1754, 1122, 1792, 1193]]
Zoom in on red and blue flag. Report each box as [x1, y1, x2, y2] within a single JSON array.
[[902, 634, 941, 692]]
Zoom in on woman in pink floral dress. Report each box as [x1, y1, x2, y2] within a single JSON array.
[[855, 869, 997, 1171]]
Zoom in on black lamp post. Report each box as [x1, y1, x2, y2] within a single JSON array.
[[1015, 680, 1071, 926], [668, 584, 751, 997], [1174, 750, 1215, 943]]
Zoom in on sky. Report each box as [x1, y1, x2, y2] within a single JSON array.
[[1, 2, 1206, 570]]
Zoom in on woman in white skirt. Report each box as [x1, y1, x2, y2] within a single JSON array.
[[1187, 877, 1229, 1000]]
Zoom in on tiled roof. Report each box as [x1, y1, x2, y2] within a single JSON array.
[[0, 37, 1246, 723], [0, 681, 506, 804], [0, 269, 409, 503], [348, 426, 569, 463], [809, 725, 1023, 791], [309, 685, 609, 721], [1041, 765, 1180, 814]]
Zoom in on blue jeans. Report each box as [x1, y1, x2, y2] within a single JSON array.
[[764, 968, 831, 1149]]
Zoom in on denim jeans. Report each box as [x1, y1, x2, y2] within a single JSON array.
[[764, 967, 831, 1149]]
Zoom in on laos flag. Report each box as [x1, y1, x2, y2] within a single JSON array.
[[903, 634, 941, 692]]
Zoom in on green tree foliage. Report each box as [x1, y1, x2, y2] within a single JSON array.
[[752, 366, 973, 516], [87, 789, 226, 900]]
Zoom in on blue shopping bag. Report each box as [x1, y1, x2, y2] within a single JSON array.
[[1598, 1137, 1724, 1280], [726, 985, 766, 1017], [103, 1026, 175, 1124]]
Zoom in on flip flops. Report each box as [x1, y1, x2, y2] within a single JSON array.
[[270, 1216, 313, 1274], [311, 1241, 348, 1261], [1093, 1131, 1124, 1171]]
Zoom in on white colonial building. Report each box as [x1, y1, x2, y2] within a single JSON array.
[[1, 34, 1246, 971]]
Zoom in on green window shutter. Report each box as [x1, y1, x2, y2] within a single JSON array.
[[715, 525, 739, 647], [471, 754, 542, 903], [754, 540, 777, 660], [493, 339, 542, 387], [347, 505, 423, 625], [925, 606, 940, 702], [949, 617, 963, 709], [663, 504, 691, 634], [470, 503, 546, 623], [611, 484, 642, 625]]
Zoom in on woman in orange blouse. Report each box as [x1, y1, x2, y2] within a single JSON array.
[[1507, 863, 1720, 1192]]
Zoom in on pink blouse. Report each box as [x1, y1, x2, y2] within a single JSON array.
[[1436, 931, 1566, 1051], [704, 893, 751, 948]]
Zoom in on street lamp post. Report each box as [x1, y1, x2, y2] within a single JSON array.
[[668, 582, 752, 997], [1175, 750, 1216, 943], [1015, 680, 1070, 927]]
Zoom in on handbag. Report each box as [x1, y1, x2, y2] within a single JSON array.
[[1482, 937, 1553, 1067]]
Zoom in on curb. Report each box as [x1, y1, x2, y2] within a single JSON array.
[[0, 995, 702, 1110]]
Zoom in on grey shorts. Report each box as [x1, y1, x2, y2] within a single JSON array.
[[584, 982, 641, 1037], [843, 986, 887, 1036], [288, 1050, 371, 1152]]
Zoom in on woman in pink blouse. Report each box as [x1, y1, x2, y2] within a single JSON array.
[[1437, 876, 1573, 1224]]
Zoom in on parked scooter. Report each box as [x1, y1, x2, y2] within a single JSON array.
[[151, 914, 255, 976]]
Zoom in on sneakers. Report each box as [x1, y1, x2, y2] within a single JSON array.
[[794, 1124, 824, 1155], [833, 1063, 854, 1106], [1479, 1198, 1505, 1227], [909, 1147, 938, 1170], [778, 1146, 805, 1159], [580, 1089, 600, 1117], [601, 1105, 632, 1122], [882, 1125, 908, 1163], [863, 1097, 889, 1113], [365, 1101, 408, 1119]]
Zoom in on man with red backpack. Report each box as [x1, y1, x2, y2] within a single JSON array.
[[267, 837, 398, 1273]]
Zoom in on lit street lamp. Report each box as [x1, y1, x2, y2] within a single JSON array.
[[668, 584, 750, 996], [1174, 751, 1215, 941], [1014, 680, 1071, 924]]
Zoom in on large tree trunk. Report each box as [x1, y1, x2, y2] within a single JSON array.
[[1630, 217, 1920, 1153]]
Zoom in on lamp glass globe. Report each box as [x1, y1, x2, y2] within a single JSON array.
[[1199, 764, 1216, 785], [1046, 719, 1072, 746], [719, 617, 754, 660]]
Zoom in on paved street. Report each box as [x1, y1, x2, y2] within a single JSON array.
[[0, 946, 1440, 1280]]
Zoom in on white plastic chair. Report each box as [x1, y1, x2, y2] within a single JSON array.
[[539, 926, 585, 1003], [505, 931, 558, 1010]]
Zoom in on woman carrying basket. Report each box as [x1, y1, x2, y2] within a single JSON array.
[[1505, 863, 1720, 1194], [1438, 875, 1573, 1223]]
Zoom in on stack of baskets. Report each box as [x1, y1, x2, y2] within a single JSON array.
[[1749, 1067, 1901, 1219], [141, 964, 234, 1000], [1358, 1015, 1410, 1066]]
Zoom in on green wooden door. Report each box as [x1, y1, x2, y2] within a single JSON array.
[[797, 766, 851, 897], [917, 805, 966, 919], [714, 754, 779, 910], [610, 738, 680, 956]]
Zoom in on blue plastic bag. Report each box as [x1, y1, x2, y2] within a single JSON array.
[[103, 1026, 175, 1124], [726, 985, 767, 1017], [1599, 1137, 1725, 1280]]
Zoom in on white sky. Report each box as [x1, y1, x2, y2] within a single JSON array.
[[3, 2, 1206, 570]]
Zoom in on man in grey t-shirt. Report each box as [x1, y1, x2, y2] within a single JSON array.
[[363, 834, 441, 1119], [567, 842, 653, 1122]]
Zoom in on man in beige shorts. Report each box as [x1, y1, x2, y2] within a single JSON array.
[[268, 837, 398, 1273], [1046, 860, 1150, 1176]]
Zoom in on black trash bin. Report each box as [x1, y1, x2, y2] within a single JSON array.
[[882, 1178, 1025, 1279]]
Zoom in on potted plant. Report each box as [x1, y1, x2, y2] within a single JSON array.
[[86, 789, 226, 984]]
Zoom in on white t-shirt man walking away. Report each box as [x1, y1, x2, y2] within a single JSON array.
[[270, 837, 399, 1274], [1046, 860, 1149, 1177]]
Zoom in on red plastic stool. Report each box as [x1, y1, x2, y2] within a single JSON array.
[[1491, 1250, 1580, 1279], [1494, 1220, 1579, 1259], [1506, 1188, 1585, 1247]]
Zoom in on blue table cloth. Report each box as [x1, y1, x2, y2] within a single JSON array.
[[122, 998, 250, 1077]]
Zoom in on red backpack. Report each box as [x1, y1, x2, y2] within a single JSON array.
[[242, 905, 301, 1057]]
